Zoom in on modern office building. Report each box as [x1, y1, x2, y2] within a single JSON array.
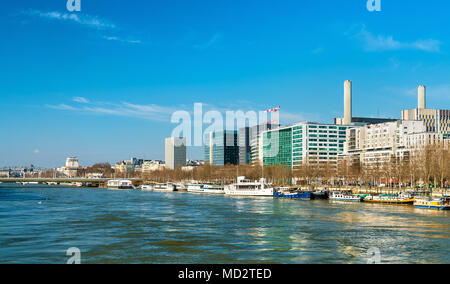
[[402, 85, 450, 135], [237, 124, 279, 165], [204, 131, 239, 166], [238, 127, 251, 165], [262, 126, 293, 168], [165, 137, 187, 170], [262, 122, 353, 168]]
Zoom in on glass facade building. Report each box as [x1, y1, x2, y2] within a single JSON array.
[[238, 124, 279, 165], [204, 131, 239, 166], [262, 127, 292, 167], [262, 122, 353, 168], [238, 127, 251, 165]]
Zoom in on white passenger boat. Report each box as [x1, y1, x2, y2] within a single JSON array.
[[329, 192, 363, 202], [188, 184, 224, 194], [175, 183, 187, 191], [153, 183, 176, 192], [204, 185, 225, 194], [140, 184, 154, 191], [224, 177, 274, 197], [187, 184, 205, 193], [106, 179, 134, 190]]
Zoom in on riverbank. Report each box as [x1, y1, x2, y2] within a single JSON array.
[[293, 186, 449, 198]]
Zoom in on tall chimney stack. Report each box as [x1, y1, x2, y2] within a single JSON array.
[[344, 80, 352, 125], [418, 85, 426, 109]]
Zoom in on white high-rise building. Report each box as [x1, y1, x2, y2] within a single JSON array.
[[342, 120, 448, 166], [165, 137, 187, 170]]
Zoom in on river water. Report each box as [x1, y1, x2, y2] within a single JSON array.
[[0, 184, 448, 264]]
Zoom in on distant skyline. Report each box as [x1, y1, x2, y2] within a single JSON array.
[[1, 0, 450, 167]]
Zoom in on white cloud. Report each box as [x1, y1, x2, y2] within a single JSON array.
[[46, 98, 322, 126], [22, 9, 116, 29], [33, 149, 40, 154], [102, 36, 141, 44], [73, 97, 89, 103], [47, 100, 178, 122], [46, 104, 78, 111], [349, 25, 441, 53]]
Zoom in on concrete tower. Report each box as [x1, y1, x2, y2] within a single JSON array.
[[165, 137, 186, 170], [344, 80, 352, 125], [418, 85, 426, 109]]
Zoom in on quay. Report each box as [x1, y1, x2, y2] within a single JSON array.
[[295, 186, 449, 198], [2, 178, 449, 198]]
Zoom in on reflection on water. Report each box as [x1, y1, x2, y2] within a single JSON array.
[[0, 184, 448, 264]]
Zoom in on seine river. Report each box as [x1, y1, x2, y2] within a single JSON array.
[[0, 184, 448, 264]]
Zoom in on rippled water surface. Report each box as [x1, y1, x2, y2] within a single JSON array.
[[0, 184, 448, 264]]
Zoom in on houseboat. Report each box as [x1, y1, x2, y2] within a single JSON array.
[[274, 188, 312, 200], [188, 184, 224, 194], [414, 197, 450, 210], [153, 183, 176, 192], [203, 185, 225, 194], [224, 177, 274, 197], [330, 192, 363, 202], [106, 179, 134, 190], [187, 184, 205, 193], [312, 190, 329, 200], [175, 183, 188, 191], [363, 194, 415, 205], [140, 184, 154, 191]]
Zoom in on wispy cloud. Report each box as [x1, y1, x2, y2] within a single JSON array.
[[21, 10, 143, 45], [102, 36, 141, 44], [22, 9, 116, 30], [46, 100, 178, 122], [348, 24, 442, 53], [47, 104, 78, 111], [73, 97, 89, 104], [46, 98, 320, 126], [193, 33, 223, 50]]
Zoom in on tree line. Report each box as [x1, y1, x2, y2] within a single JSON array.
[[40, 143, 449, 189]]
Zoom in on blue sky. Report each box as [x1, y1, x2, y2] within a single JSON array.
[[1, 0, 449, 167]]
